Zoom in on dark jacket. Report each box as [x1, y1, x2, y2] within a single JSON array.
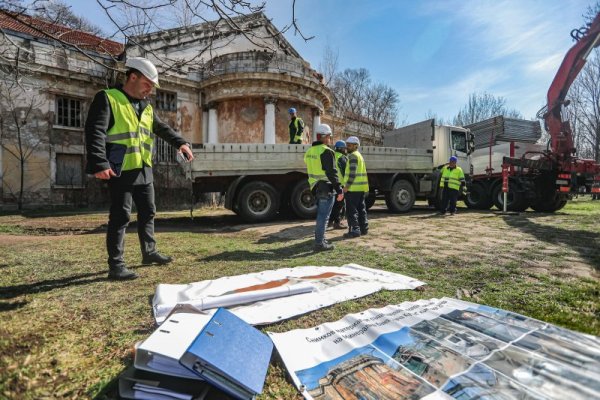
[[85, 87, 188, 185], [311, 141, 343, 197]]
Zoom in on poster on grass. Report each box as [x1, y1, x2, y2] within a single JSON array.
[[152, 264, 425, 325], [269, 297, 600, 400]]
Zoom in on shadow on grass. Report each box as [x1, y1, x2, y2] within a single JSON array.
[[201, 239, 315, 262], [0, 264, 157, 303], [502, 213, 600, 271]]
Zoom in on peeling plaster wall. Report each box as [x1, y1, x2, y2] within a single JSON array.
[[217, 98, 264, 143]]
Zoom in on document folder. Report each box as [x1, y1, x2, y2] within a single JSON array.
[[135, 312, 212, 380], [179, 308, 273, 400], [106, 142, 127, 177], [119, 365, 217, 400]]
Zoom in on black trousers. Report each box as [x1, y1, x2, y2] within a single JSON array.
[[441, 187, 459, 213], [345, 191, 369, 234], [329, 198, 345, 224], [107, 182, 156, 268]]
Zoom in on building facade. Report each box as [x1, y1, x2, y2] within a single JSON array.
[[0, 11, 382, 210]]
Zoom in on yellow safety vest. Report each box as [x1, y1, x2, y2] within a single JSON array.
[[334, 151, 346, 183], [439, 165, 465, 191], [344, 151, 369, 192], [290, 117, 304, 143], [104, 88, 154, 171], [304, 143, 333, 189]]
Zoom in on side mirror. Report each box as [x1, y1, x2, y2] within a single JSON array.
[[468, 133, 475, 155]]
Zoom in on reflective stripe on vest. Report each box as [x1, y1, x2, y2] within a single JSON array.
[[290, 117, 304, 142], [335, 152, 345, 183], [104, 88, 154, 171], [344, 151, 369, 192], [439, 165, 465, 190], [304, 143, 332, 189]]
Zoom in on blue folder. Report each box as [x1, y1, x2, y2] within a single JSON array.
[[106, 143, 127, 177], [179, 308, 273, 400]]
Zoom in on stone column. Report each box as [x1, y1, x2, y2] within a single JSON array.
[[312, 108, 322, 142], [264, 97, 277, 144], [202, 106, 209, 144], [207, 102, 218, 144]]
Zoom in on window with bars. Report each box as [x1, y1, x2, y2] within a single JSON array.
[[56, 154, 84, 186], [55, 96, 82, 128], [155, 90, 177, 111], [154, 137, 177, 164]]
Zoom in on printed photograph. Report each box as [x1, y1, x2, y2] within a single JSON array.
[[296, 346, 435, 400], [483, 347, 600, 399], [441, 310, 530, 343], [442, 363, 545, 400], [412, 317, 505, 360]]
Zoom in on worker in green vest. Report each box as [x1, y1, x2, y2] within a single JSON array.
[[85, 57, 194, 280], [342, 136, 369, 238], [288, 107, 305, 144], [328, 140, 348, 230], [438, 156, 465, 216], [304, 124, 343, 251]]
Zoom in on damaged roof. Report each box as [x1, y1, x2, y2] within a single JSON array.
[[0, 10, 123, 57]]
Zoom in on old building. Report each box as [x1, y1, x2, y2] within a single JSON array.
[[0, 10, 381, 210]]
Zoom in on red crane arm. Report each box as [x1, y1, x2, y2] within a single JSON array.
[[546, 12, 600, 158]]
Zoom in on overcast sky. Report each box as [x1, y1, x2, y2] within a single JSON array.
[[65, 0, 593, 124]]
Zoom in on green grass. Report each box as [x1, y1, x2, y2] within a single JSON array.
[[0, 199, 599, 399]]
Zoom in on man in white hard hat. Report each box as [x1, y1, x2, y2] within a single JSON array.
[[85, 57, 194, 280], [342, 136, 369, 238], [304, 124, 343, 251]]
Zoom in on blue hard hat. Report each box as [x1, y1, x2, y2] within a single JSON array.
[[335, 140, 346, 148], [288, 107, 296, 114], [449, 156, 458, 162]]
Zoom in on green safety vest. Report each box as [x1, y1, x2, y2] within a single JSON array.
[[344, 151, 369, 192], [304, 143, 333, 189], [290, 117, 304, 143], [104, 88, 154, 171], [439, 165, 465, 191], [335, 151, 346, 183]]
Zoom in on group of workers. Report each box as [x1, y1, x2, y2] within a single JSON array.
[[85, 56, 465, 279], [303, 121, 369, 252]]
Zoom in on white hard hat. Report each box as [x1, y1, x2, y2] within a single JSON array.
[[316, 124, 332, 135], [125, 57, 160, 87], [346, 136, 360, 145]]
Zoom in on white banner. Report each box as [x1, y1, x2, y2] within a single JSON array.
[[269, 297, 600, 400], [152, 264, 425, 325]]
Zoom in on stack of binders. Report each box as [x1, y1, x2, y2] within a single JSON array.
[[119, 308, 273, 400]]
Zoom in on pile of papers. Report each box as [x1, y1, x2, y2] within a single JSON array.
[[119, 308, 272, 400]]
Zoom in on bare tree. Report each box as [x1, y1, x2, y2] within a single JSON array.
[[0, 50, 45, 210], [318, 43, 339, 86], [564, 49, 600, 162], [1, 0, 313, 75], [424, 110, 446, 126], [33, 0, 103, 35], [453, 91, 522, 126]]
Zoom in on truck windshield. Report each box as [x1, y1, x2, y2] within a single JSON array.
[[451, 131, 468, 153]]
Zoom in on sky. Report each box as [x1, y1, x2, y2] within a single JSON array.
[[63, 0, 593, 124]]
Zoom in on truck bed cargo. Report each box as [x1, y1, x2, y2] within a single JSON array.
[[466, 116, 542, 148], [184, 144, 433, 180]]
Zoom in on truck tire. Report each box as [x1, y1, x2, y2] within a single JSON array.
[[237, 181, 279, 222], [531, 194, 567, 213], [464, 182, 492, 210], [290, 180, 317, 219], [492, 184, 527, 211], [365, 191, 376, 210], [385, 179, 415, 213]]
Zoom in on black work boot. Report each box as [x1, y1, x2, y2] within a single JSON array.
[[108, 265, 138, 280], [142, 252, 173, 265], [314, 242, 335, 252]]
